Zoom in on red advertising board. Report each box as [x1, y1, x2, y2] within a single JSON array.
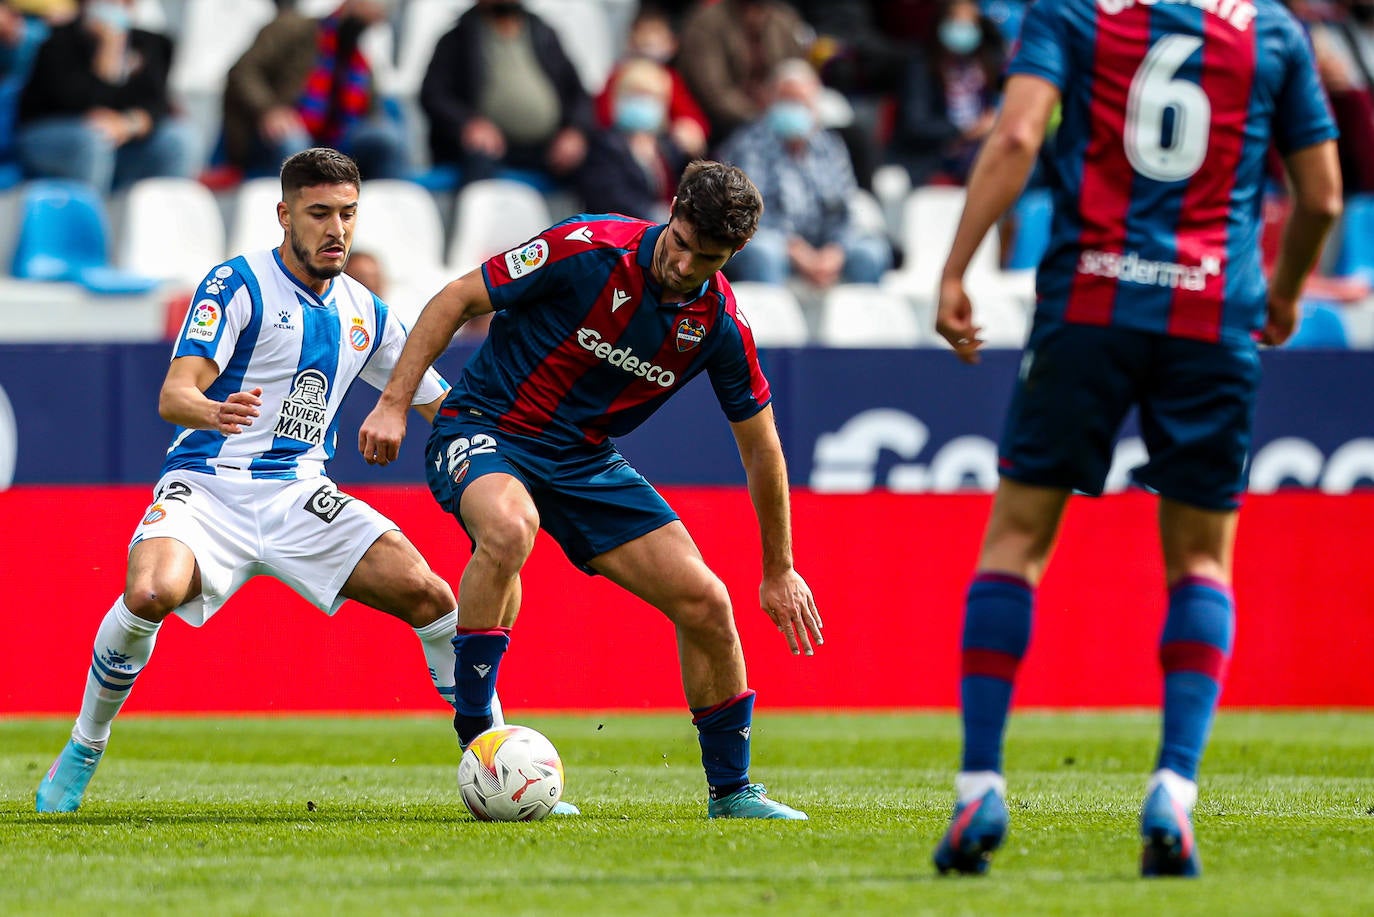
[[4, 487, 1371, 713]]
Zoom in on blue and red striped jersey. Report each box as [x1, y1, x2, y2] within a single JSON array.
[[1010, 0, 1337, 343], [443, 214, 771, 447]]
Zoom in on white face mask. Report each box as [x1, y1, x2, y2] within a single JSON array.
[[87, 1, 131, 32]]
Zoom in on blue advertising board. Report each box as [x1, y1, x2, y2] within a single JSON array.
[[2, 344, 1371, 491]]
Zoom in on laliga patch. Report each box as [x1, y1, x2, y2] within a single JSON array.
[[186, 299, 221, 342], [504, 238, 549, 279], [675, 317, 707, 352]]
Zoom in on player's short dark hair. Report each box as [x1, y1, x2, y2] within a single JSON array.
[[280, 148, 362, 200], [673, 160, 763, 250]]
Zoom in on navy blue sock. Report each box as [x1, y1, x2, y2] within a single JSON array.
[[960, 573, 1033, 773], [692, 689, 756, 800], [1156, 577, 1234, 780], [451, 627, 510, 747]]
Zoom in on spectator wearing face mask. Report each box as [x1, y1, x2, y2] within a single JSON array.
[[578, 57, 688, 222], [718, 58, 891, 290], [15, 0, 199, 192], [592, 3, 707, 159], [888, 0, 1006, 186]]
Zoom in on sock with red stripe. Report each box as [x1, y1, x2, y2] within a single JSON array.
[[960, 574, 1033, 773], [692, 689, 755, 800], [451, 627, 510, 748], [1156, 578, 1233, 780]]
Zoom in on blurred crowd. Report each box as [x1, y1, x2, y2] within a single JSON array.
[[1, 0, 1372, 332]]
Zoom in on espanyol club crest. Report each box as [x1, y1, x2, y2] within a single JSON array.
[[348, 316, 370, 351], [675, 317, 707, 352]]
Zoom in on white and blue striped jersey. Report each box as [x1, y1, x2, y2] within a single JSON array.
[[163, 248, 447, 480]]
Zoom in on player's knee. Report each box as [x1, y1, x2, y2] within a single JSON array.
[[123, 579, 183, 621], [668, 576, 733, 639], [473, 511, 539, 572]]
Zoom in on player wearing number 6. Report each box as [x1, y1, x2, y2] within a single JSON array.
[[35, 149, 517, 813], [931, 0, 1341, 877]]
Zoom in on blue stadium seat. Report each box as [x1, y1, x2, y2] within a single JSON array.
[[1285, 301, 1349, 349], [1332, 193, 1374, 282], [1007, 188, 1053, 271], [11, 180, 160, 295]]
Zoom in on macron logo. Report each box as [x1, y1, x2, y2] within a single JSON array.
[[565, 227, 594, 244], [611, 289, 630, 312], [473, 664, 492, 678], [738, 727, 751, 740]]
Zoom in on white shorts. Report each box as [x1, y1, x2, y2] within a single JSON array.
[[130, 471, 397, 626]]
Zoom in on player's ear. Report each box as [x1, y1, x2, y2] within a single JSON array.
[[277, 200, 290, 232]]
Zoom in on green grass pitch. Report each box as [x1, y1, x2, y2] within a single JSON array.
[[3, 712, 1372, 915]]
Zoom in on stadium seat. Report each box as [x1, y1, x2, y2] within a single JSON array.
[[525, 0, 617, 94], [168, 0, 277, 162], [11, 181, 160, 295], [729, 282, 810, 346], [1285, 301, 1350, 349], [447, 178, 552, 275], [849, 188, 889, 242], [353, 179, 451, 324], [227, 176, 286, 259], [817, 283, 923, 347], [1332, 193, 1374, 283], [871, 164, 911, 243], [116, 178, 227, 289], [393, 0, 475, 98], [169, 0, 276, 98], [886, 186, 1002, 306], [1007, 188, 1053, 271]]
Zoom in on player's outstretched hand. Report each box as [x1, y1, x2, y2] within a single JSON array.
[[217, 388, 262, 435], [358, 404, 406, 466], [935, 276, 985, 364], [761, 569, 824, 656]]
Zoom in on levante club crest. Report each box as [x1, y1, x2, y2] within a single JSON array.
[[675, 317, 706, 352]]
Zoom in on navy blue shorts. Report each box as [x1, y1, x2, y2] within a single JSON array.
[[425, 414, 678, 573], [999, 320, 1261, 510]]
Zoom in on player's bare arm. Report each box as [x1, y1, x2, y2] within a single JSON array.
[[1263, 140, 1343, 346], [359, 270, 493, 465], [730, 405, 823, 656], [158, 355, 262, 435], [937, 74, 1060, 364]]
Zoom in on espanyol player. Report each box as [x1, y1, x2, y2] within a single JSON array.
[[36, 149, 528, 813], [931, 0, 1341, 877], [360, 161, 823, 820]]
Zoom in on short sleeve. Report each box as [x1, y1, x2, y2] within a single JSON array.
[[1006, 0, 1069, 89], [706, 291, 772, 423], [170, 261, 253, 371], [1272, 21, 1339, 155]]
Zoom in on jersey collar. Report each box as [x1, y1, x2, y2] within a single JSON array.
[[638, 223, 712, 311], [273, 248, 334, 306]]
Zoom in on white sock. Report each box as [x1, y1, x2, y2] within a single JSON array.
[[73, 598, 161, 750], [414, 610, 459, 709], [1147, 768, 1198, 812], [412, 609, 504, 725], [955, 770, 1007, 805]]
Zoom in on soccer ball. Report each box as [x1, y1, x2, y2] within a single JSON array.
[[457, 724, 565, 822]]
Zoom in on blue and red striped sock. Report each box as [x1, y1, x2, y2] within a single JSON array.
[[1156, 577, 1234, 780], [960, 573, 1033, 774], [451, 626, 510, 747], [692, 689, 756, 800]]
